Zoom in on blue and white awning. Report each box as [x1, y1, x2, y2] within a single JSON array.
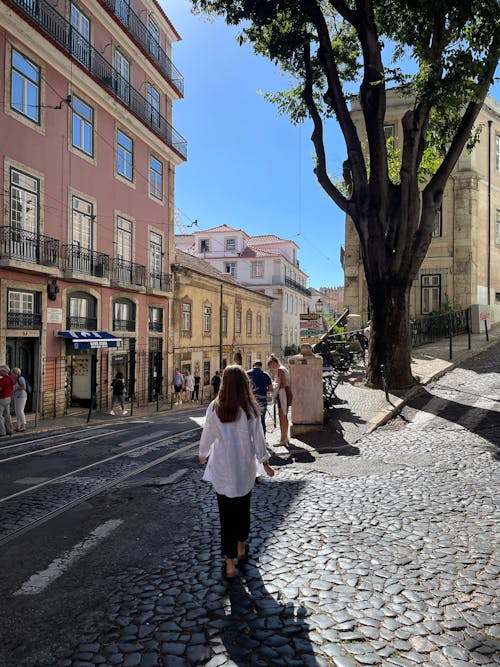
[[56, 331, 122, 349]]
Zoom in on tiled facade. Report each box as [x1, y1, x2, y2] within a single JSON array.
[[344, 92, 500, 332], [0, 0, 186, 415]]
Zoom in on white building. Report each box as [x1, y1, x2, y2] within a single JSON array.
[[175, 225, 311, 354]]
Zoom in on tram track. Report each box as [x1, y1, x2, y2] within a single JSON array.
[[0, 425, 201, 548]]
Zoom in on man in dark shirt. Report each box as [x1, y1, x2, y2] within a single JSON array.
[[247, 360, 272, 434], [211, 370, 221, 397]]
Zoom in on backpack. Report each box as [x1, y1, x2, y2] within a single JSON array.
[[25, 378, 32, 394]]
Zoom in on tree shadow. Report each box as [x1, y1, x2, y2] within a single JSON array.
[[406, 388, 500, 460]]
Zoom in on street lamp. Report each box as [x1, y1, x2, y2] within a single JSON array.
[[315, 298, 323, 314]]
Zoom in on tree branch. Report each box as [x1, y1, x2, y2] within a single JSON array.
[[301, 43, 350, 212]]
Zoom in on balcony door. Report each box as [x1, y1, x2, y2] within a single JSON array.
[[114, 49, 130, 104], [71, 196, 93, 273], [149, 232, 162, 288], [116, 217, 132, 282], [9, 168, 38, 261], [70, 4, 90, 68]]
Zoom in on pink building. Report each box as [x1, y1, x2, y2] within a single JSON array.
[[0, 0, 186, 415]]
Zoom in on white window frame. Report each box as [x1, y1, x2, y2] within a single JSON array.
[[72, 96, 93, 156], [421, 274, 441, 314], [149, 155, 163, 200], [225, 262, 236, 277], [235, 309, 241, 334], [200, 239, 209, 252], [182, 302, 192, 332], [246, 311, 252, 335], [251, 261, 264, 278], [496, 209, 500, 246], [8, 290, 34, 313], [203, 305, 212, 334], [117, 129, 133, 180], [225, 237, 236, 252], [10, 168, 38, 232], [11, 49, 40, 123]]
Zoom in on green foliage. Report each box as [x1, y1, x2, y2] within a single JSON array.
[[284, 344, 299, 356]]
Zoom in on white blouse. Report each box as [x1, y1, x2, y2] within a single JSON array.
[[199, 401, 270, 497]]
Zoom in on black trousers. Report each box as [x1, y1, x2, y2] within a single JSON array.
[[216, 491, 251, 559]]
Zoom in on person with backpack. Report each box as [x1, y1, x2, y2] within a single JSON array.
[[110, 371, 127, 416], [11, 367, 28, 432]]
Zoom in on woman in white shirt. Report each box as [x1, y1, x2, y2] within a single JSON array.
[[199, 365, 274, 580]]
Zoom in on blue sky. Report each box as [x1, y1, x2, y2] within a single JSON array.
[[162, 1, 499, 290]]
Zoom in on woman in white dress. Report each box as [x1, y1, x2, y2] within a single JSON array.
[[199, 365, 274, 579]]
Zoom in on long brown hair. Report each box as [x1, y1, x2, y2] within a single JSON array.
[[215, 365, 260, 423]]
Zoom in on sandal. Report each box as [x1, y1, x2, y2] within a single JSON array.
[[221, 564, 237, 580]]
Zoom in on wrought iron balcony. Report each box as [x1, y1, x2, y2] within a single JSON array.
[[66, 316, 98, 330], [111, 258, 146, 287], [148, 320, 163, 332], [0, 225, 59, 267], [148, 272, 172, 291], [11, 0, 187, 159], [113, 318, 136, 332], [285, 276, 312, 297], [63, 244, 110, 278], [7, 312, 42, 329], [99, 0, 184, 96]]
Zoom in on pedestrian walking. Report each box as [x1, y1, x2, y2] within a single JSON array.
[[193, 373, 201, 402], [246, 360, 273, 434], [184, 370, 195, 402], [172, 368, 184, 405], [0, 365, 14, 436], [199, 365, 274, 580], [110, 371, 128, 416], [211, 370, 221, 398], [10, 367, 27, 431], [267, 354, 293, 445]]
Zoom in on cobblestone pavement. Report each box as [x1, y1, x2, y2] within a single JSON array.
[[31, 346, 499, 667]]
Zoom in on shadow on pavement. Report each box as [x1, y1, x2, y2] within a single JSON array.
[[221, 567, 318, 666], [407, 388, 500, 460]]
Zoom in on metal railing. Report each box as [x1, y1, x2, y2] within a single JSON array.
[[66, 316, 98, 330], [410, 309, 469, 347], [12, 0, 187, 159], [63, 244, 110, 278], [149, 272, 173, 291], [7, 312, 42, 329], [0, 226, 59, 266], [284, 276, 312, 297], [148, 320, 163, 332], [113, 318, 136, 332], [111, 258, 146, 286], [99, 0, 184, 95]]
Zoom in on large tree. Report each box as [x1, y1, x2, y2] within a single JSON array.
[[191, 0, 500, 388]]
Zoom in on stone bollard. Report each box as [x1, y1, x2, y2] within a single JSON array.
[[289, 343, 324, 436]]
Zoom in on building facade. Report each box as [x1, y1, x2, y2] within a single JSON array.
[[344, 92, 500, 331], [175, 225, 311, 354], [1, 0, 186, 415], [172, 250, 273, 399]]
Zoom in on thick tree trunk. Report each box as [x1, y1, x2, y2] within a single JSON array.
[[366, 281, 414, 389]]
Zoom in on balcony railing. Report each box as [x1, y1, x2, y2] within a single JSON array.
[[0, 226, 59, 267], [113, 318, 136, 332], [66, 316, 98, 330], [63, 244, 110, 278], [284, 276, 312, 297], [149, 272, 172, 291], [7, 312, 42, 329], [148, 320, 163, 332], [99, 0, 184, 96], [12, 0, 187, 159], [111, 258, 146, 286]]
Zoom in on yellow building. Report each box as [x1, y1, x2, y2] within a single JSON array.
[[172, 250, 273, 400], [344, 92, 500, 332]]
